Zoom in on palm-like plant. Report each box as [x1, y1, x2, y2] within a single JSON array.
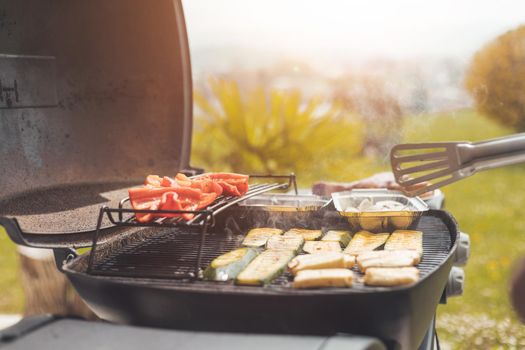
[[192, 78, 372, 186]]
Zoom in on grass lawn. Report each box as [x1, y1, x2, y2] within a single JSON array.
[[0, 227, 24, 313], [1, 108, 524, 348]]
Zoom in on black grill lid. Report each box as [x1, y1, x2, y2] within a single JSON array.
[[0, 0, 193, 234]]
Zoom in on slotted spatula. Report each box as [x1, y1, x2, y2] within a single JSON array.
[[390, 133, 525, 197]]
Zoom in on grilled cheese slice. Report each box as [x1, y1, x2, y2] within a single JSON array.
[[364, 267, 419, 286], [266, 234, 304, 253], [242, 228, 283, 247], [303, 241, 342, 254], [356, 250, 421, 272], [343, 231, 389, 256], [293, 269, 354, 289], [284, 228, 322, 241], [288, 252, 355, 275], [321, 230, 352, 247], [385, 230, 423, 256]]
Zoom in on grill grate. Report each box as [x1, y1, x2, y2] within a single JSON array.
[[86, 212, 453, 292]]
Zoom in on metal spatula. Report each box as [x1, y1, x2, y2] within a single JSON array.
[[390, 133, 525, 197]]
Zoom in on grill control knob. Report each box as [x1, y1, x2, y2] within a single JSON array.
[[446, 266, 465, 298], [454, 232, 470, 266]]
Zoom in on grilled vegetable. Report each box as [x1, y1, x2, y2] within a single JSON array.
[[303, 241, 342, 254], [203, 248, 259, 281], [364, 267, 419, 286], [293, 269, 354, 289], [288, 252, 354, 275], [236, 249, 295, 285], [343, 231, 390, 256], [321, 230, 352, 247], [284, 228, 322, 241], [356, 250, 421, 272], [266, 234, 304, 253], [385, 230, 423, 256], [242, 228, 284, 248]]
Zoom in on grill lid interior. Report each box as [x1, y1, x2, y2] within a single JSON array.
[[0, 0, 193, 234]]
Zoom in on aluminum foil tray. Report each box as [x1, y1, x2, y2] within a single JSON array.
[[238, 194, 329, 212], [332, 189, 429, 232]]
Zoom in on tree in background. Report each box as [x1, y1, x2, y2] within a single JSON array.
[[465, 25, 525, 131], [192, 78, 373, 185]]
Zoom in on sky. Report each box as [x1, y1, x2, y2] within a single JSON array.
[[182, 0, 525, 61]]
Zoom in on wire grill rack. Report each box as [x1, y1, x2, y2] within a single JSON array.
[[87, 174, 298, 278]]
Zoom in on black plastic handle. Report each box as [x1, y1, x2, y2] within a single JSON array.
[[0, 216, 117, 249]]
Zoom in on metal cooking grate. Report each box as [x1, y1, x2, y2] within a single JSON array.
[[86, 213, 453, 292]]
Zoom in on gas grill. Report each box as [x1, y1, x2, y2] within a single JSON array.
[[0, 1, 468, 349]]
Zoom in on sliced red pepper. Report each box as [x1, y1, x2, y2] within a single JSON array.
[[196, 192, 218, 210], [129, 186, 202, 201], [161, 176, 177, 187], [131, 172, 248, 223], [145, 175, 162, 187], [203, 172, 249, 180]]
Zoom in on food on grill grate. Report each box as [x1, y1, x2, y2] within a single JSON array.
[[195, 172, 249, 197], [293, 269, 354, 289], [128, 172, 249, 223], [385, 230, 423, 256], [236, 249, 295, 285], [284, 228, 322, 241], [288, 252, 355, 275], [356, 250, 421, 272], [303, 241, 342, 254], [345, 199, 408, 212], [321, 230, 352, 247], [203, 248, 259, 281], [242, 228, 284, 247], [364, 267, 420, 286], [266, 234, 305, 253], [343, 231, 390, 256]]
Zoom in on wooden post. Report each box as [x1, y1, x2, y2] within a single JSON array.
[[17, 246, 96, 320]]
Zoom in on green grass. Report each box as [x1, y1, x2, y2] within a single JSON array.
[[403, 109, 525, 348], [0, 226, 24, 313]]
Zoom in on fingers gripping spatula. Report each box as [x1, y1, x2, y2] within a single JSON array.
[[390, 133, 525, 197]]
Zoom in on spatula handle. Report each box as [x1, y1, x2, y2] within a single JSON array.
[[461, 133, 525, 172], [464, 133, 525, 161]]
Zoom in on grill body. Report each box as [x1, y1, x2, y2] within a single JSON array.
[[62, 208, 458, 349]]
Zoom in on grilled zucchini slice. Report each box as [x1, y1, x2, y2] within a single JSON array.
[[242, 228, 284, 247], [203, 248, 259, 281], [303, 241, 342, 254], [343, 231, 390, 256], [266, 234, 304, 253], [321, 230, 352, 247], [284, 228, 322, 241], [236, 249, 295, 285]]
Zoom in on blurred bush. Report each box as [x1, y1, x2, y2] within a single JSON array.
[[465, 25, 525, 131], [192, 78, 373, 185]]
